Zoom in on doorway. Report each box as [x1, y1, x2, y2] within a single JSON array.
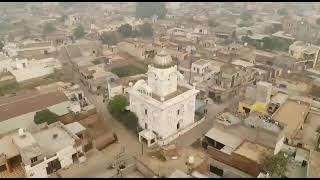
[[46, 159, 62, 175], [210, 165, 223, 177], [302, 160, 307, 167], [78, 93, 83, 100]]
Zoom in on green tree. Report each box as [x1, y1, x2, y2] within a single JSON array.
[[136, 2, 167, 19], [131, 29, 142, 38], [277, 8, 289, 16], [262, 37, 274, 50], [73, 24, 85, 40], [118, 23, 133, 38], [240, 11, 252, 21], [107, 95, 138, 131], [100, 31, 118, 45], [238, 20, 253, 27], [107, 95, 128, 116], [43, 22, 56, 35], [139, 23, 153, 37], [263, 152, 289, 178], [34, 109, 59, 125]]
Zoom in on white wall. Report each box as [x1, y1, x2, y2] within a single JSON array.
[[57, 145, 77, 168], [25, 159, 48, 178], [25, 145, 78, 178], [148, 65, 178, 97], [108, 85, 123, 99], [274, 136, 285, 155], [130, 91, 197, 139]]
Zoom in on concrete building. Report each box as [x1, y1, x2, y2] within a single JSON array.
[[238, 81, 272, 115], [190, 59, 217, 83], [208, 64, 258, 103], [0, 122, 86, 178], [117, 38, 155, 60], [272, 99, 310, 146], [79, 63, 114, 93], [201, 111, 286, 177], [107, 78, 123, 100], [128, 48, 199, 147], [289, 41, 320, 68], [0, 55, 62, 83], [8, 58, 62, 83]]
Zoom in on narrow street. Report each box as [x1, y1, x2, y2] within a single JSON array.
[[60, 46, 143, 156]]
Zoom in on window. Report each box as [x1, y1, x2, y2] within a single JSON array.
[[177, 109, 180, 115], [145, 109, 148, 115], [31, 157, 38, 164]]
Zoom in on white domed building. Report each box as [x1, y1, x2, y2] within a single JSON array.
[[128, 48, 199, 147]]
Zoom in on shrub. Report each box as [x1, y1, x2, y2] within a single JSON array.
[[107, 95, 138, 132], [34, 109, 59, 125]]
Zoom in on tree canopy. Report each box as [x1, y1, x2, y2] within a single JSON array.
[[107, 95, 129, 116], [118, 23, 133, 38], [263, 152, 289, 178], [100, 31, 118, 45], [136, 2, 167, 19], [34, 109, 59, 125], [43, 22, 56, 35], [242, 35, 290, 52], [107, 95, 138, 131], [73, 24, 85, 40], [240, 11, 253, 21], [277, 8, 289, 16], [139, 23, 153, 37]]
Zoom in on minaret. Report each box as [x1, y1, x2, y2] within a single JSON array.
[[147, 48, 178, 97]]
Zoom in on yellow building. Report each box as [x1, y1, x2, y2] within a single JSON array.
[[238, 101, 268, 114]]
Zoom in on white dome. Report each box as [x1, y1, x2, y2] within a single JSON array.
[[153, 48, 174, 68]]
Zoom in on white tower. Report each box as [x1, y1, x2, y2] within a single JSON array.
[[147, 48, 178, 97]]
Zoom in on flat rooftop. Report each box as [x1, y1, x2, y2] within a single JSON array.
[[0, 133, 19, 161], [212, 120, 280, 149], [152, 85, 190, 102], [33, 126, 75, 155], [205, 127, 243, 150], [233, 141, 273, 164], [272, 100, 309, 139], [0, 91, 68, 122], [193, 59, 210, 66]]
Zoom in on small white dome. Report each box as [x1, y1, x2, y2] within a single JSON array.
[[153, 48, 174, 68]]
